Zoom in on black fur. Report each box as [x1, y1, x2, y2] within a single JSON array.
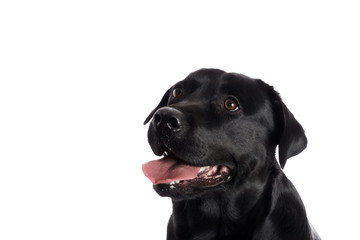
[[144, 69, 320, 240]]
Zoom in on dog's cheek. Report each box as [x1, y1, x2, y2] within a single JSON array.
[[176, 136, 208, 164]]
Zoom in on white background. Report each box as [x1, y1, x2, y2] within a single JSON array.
[[1, 1, 359, 239]]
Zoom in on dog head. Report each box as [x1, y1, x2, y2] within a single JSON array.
[[142, 69, 307, 200]]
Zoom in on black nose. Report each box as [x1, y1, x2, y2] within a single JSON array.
[[153, 107, 183, 132]]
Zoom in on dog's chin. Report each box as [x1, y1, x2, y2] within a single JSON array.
[[153, 171, 233, 200], [143, 147, 235, 200]]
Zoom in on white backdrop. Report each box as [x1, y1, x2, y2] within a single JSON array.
[[1, 1, 359, 239]]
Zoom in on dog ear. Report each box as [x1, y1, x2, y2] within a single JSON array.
[[276, 100, 308, 168], [143, 88, 171, 125]]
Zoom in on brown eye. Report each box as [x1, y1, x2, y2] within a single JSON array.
[[224, 98, 239, 111], [172, 88, 183, 98]]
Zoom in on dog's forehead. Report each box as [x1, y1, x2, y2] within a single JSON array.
[[179, 70, 263, 98], [179, 69, 224, 90]]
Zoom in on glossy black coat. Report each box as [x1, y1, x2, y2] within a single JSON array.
[[144, 69, 320, 240]]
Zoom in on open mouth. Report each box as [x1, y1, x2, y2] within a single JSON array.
[[142, 151, 233, 188]]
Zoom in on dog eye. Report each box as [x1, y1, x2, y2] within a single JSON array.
[[172, 88, 183, 98], [224, 97, 239, 111]]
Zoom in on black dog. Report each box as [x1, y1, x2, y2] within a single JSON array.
[[142, 69, 320, 240]]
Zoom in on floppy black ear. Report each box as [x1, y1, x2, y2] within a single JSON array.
[[143, 88, 171, 125], [276, 101, 308, 168]]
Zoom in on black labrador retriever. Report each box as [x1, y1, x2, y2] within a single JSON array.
[[142, 69, 320, 240]]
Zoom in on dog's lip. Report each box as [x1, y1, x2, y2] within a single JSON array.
[[156, 163, 233, 190], [160, 146, 235, 170]]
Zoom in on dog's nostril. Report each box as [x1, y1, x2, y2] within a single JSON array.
[[167, 117, 181, 131], [154, 113, 161, 124]]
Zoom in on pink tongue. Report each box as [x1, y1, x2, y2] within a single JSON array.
[[142, 157, 201, 184]]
